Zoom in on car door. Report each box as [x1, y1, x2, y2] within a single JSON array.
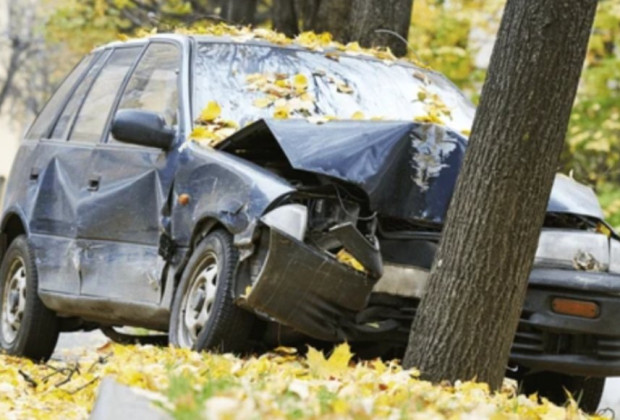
[[26, 52, 104, 295], [77, 41, 183, 304]]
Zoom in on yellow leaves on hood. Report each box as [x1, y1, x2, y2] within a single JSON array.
[[414, 88, 453, 127], [306, 343, 353, 379]]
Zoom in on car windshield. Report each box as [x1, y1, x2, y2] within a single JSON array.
[[193, 42, 475, 134]]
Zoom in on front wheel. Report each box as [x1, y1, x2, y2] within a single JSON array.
[[0, 236, 59, 361], [169, 230, 253, 352], [520, 371, 604, 413]]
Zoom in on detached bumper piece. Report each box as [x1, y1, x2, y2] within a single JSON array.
[[245, 228, 379, 341], [511, 269, 620, 377]]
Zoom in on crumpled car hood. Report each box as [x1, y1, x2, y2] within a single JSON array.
[[218, 119, 604, 223]]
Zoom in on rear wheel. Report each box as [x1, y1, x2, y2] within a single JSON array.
[[521, 371, 604, 413], [0, 235, 59, 361], [169, 230, 253, 352]]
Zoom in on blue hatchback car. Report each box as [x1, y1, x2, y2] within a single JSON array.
[[0, 33, 617, 411]]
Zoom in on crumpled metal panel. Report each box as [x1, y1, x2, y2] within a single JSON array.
[[547, 174, 604, 219], [171, 145, 295, 245], [220, 118, 607, 224], [220, 119, 467, 224], [30, 146, 93, 237], [244, 228, 376, 341]]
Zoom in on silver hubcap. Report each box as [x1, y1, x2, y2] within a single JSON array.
[[178, 252, 218, 348], [2, 258, 27, 344]]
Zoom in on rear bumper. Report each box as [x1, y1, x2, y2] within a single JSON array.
[[512, 268, 620, 377]]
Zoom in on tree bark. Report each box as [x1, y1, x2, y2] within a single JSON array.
[[348, 0, 413, 56], [221, 0, 258, 24], [296, 0, 320, 31], [272, 0, 299, 37], [311, 0, 352, 43], [403, 0, 598, 390]]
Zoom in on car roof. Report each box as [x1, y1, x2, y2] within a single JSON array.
[[91, 33, 424, 70]]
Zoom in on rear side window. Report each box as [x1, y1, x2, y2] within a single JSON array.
[[113, 43, 181, 137], [25, 54, 95, 140], [69, 47, 142, 143], [50, 51, 110, 140]]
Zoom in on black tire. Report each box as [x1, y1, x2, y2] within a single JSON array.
[[521, 371, 604, 413], [0, 235, 59, 361], [169, 229, 253, 353]]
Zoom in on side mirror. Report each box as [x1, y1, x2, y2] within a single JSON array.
[[111, 109, 176, 150]]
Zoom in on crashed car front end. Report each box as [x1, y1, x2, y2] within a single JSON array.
[[185, 38, 620, 377], [207, 118, 465, 343]]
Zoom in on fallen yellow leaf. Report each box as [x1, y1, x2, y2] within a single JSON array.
[[199, 101, 222, 122]]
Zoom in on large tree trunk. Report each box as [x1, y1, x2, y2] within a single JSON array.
[[348, 0, 413, 56], [403, 0, 598, 390]]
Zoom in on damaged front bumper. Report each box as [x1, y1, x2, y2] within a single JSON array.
[[241, 227, 379, 341]]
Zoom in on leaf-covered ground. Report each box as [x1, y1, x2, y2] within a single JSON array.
[[0, 343, 601, 419]]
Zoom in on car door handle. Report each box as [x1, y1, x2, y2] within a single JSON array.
[[29, 168, 39, 181], [87, 177, 100, 192]]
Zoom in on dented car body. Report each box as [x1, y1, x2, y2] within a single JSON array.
[[0, 35, 618, 406]]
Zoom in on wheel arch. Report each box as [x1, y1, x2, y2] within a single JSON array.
[[173, 216, 230, 288], [0, 211, 28, 264]]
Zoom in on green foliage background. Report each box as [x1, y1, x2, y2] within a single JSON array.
[[45, 0, 620, 227]]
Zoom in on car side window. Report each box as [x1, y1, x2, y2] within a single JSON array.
[[50, 51, 111, 140], [68, 47, 142, 143], [110, 43, 181, 143], [26, 54, 95, 140]]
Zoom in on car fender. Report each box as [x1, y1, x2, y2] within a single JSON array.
[[171, 143, 295, 249]]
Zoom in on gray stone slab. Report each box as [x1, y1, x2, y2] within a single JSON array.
[[90, 377, 172, 420]]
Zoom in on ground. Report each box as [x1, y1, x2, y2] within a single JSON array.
[[51, 331, 620, 416]]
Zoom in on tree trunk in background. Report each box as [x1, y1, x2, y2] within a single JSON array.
[[349, 0, 413, 56], [403, 0, 598, 390], [273, 0, 299, 37], [296, 0, 320, 31], [312, 1, 353, 43], [221, 0, 257, 24]]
